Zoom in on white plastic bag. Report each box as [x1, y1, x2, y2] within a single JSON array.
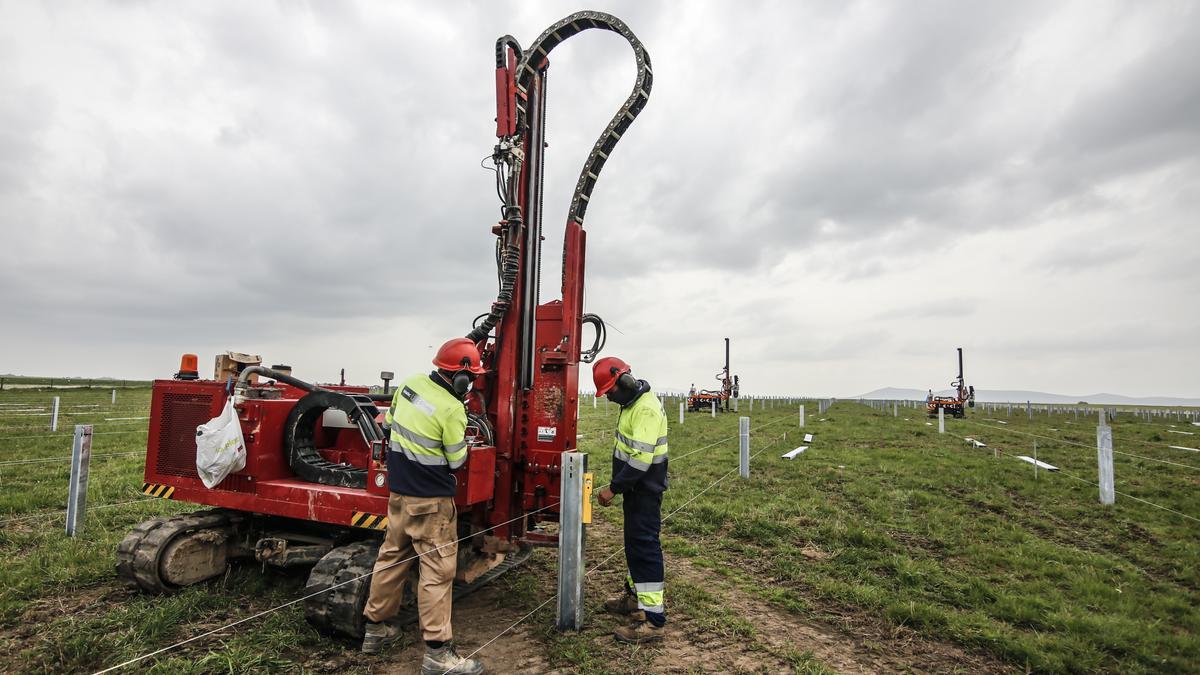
[[195, 399, 247, 488]]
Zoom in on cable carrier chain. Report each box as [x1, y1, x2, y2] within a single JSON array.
[[117, 10, 652, 640]]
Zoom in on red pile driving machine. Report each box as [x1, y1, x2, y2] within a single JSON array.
[[686, 338, 739, 412], [927, 347, 976, 419], [117, 11, 652, 639]]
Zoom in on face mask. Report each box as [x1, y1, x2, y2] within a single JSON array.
[[607, 379, 638, 406], [451, 371, 473, 397]]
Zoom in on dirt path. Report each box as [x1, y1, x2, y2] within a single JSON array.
[[373, 580, 557, 675], [591, 520, 1007, 674]]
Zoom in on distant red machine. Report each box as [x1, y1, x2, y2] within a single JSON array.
[[927, 347, 976, 418], [687, 338, 739, 412], [118, 11, 652, 639]]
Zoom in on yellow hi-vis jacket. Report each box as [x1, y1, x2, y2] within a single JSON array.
[[610, 388, 669, 494], [384, 373, 468, 497]]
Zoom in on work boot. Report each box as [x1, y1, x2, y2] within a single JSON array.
[[361, 621, 404, 654], [421, 642, 484, 675], [603, 591, 640, 616], [613, 619, 666, 644]]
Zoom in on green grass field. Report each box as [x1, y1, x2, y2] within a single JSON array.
[[0, 388, 1196, 673]]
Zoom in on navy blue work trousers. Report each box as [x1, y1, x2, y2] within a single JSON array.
[[622, 490, 665, 625]]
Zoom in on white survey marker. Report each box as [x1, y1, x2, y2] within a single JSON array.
[[781, 446, 808, 460], [996, 420, 1008, 424], [803, 433, 814, 443], [1168, 445, 1200, 453], [1166, 430, 1195, 436], [925, 422, 933, 426], [1016, 456, 1058, 471], [964, 437, 986, 448]]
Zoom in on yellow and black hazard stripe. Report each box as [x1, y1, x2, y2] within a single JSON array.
[[142, 482, 176, 499], [350, 512, 388, 530]]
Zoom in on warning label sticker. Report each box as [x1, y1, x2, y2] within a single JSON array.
[[537, 426, 557, 442]]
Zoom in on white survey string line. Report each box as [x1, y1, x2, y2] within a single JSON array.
[[0, 497, 170, 527], [0, 451, 144, 468], [456, 432, 789, 669], [985, 442, 1200, 525], [90, 498, 566, 674], [0, 428, 149, 443], [962, 420, 1200, 472], [92, 422, 779, 672], [1049, 467, 1200, 524]]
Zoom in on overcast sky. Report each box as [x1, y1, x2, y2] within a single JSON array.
[[1, 1, 1197, 398]]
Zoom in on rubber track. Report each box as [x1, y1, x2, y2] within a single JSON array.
[[514, 10, 653, 226], [116, 510, 232, 594], [304, 542, 534, 639]]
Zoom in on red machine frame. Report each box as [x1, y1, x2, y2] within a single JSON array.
[[139, 12, 651, 552]]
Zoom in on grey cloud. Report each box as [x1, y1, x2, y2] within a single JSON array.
[[874, 299, 975, 321], [0, 2, 1196, 396]]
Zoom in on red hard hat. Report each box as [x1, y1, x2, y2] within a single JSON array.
[[433, 338, 487, 375], [592, 356, 631, 397]]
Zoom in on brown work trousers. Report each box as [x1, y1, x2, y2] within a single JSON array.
[[363, 493, 458, 642]]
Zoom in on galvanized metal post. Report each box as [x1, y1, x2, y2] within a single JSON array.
[[556, 451, 588, 630], [893, 402, 898, 417], [111, 388, 117, 405], [51, 396, 60, 432], [593, 394, 597, 409], [733, 397, 738, 412], [798, 404, 805, 428], [1097, 419, 1114, 505], [739, 416, 750, 479], [1027, 400, 1032, 421], [66, 425, 93, 536], [1033, 440, 1038, 479], [711, 400, 716, 418], [679, 401, 684, 425], [938, 407, 945, 434]]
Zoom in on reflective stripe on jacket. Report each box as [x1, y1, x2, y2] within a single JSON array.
[[384, 373, 468, 497], [610, 386, 668, 494]]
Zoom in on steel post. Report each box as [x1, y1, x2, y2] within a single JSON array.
[[1097, 419, 1115, 505], [66, 425, 93, 536], [556, 451, 588, 630], [739, 416, 750, 479], [799, 404, 805, 428], [51, 396, 60, 432], [679, 401, 684, 425], [938, 407, 945, 434]]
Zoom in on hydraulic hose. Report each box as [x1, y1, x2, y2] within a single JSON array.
[[466, 11, 652, 345], [235, 366, 324, 393]]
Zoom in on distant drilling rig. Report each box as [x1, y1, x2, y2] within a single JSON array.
[[687, 338, 739, 412], [927, 347, 975, 418]]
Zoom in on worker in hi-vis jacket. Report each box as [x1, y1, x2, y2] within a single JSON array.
[[361, 337, 485, 675], [592, 356, 669, 644]]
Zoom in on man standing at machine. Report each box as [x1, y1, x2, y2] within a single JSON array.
[[361, 337, 486, 675], [592, 356, 669, 643]]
